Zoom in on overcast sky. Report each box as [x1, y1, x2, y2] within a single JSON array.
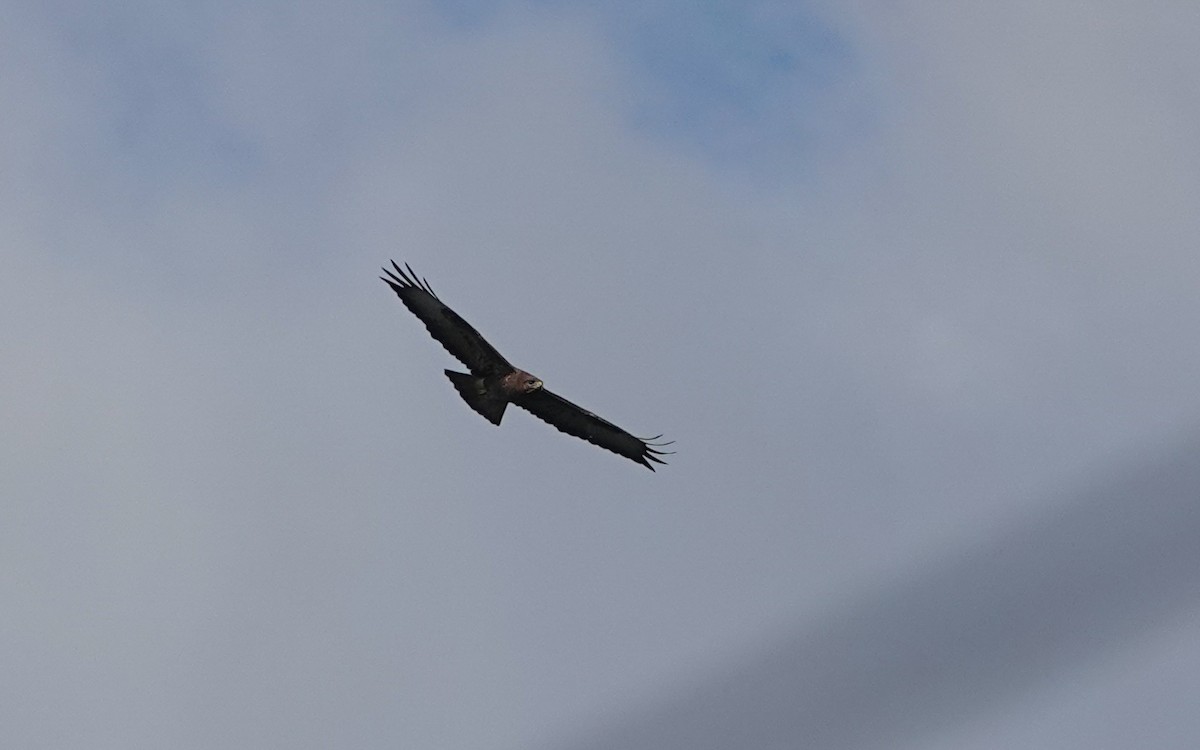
[[5, 2, 1200, 748]]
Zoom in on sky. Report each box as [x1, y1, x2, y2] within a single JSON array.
[[4, 1, 1200, 748]]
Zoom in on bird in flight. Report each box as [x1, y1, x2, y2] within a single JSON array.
[[381, 261, 672, 470]]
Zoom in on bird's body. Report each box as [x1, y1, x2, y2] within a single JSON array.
[[443, 368, 541, 426], [381, 261, 671, 470]]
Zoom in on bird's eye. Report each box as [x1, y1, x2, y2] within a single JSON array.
[[526, 379, 536, 385]]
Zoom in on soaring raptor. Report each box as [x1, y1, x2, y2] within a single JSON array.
[[382, 261, 671, 470]]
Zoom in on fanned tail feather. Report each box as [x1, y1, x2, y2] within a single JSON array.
[[444, 370, 507, 425]]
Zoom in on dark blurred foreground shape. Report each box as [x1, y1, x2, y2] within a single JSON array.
[[554, 431, 1200, 750]]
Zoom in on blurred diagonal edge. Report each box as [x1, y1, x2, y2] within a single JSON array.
[[552, 430, 1200, 750]]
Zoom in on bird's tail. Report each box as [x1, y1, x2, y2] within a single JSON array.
[[444, 370, 507, 425]]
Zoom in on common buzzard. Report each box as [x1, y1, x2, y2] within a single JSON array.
[[382, 261, 672, 470]]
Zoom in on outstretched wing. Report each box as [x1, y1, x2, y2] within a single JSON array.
[[514, 388, 672, 471], [381, 261, 512, 377]]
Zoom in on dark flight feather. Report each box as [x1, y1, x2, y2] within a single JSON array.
[[382, 260, 670, 470], [513, 388, 673, 471], [380, 261, 511, 377]]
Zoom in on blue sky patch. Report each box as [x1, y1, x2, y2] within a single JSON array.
[[607, 2, 857, 172], [430, 0, 861, 175]]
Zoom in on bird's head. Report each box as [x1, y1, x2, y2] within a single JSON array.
[[517, 370, 543, 393]]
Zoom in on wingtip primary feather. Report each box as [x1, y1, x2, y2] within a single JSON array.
[[638, 435, 676, 457], [392, 260, 414, 286], [383, 260, 441, 300], [381, 263, 408, 289], [634, 454, 658, 471]]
